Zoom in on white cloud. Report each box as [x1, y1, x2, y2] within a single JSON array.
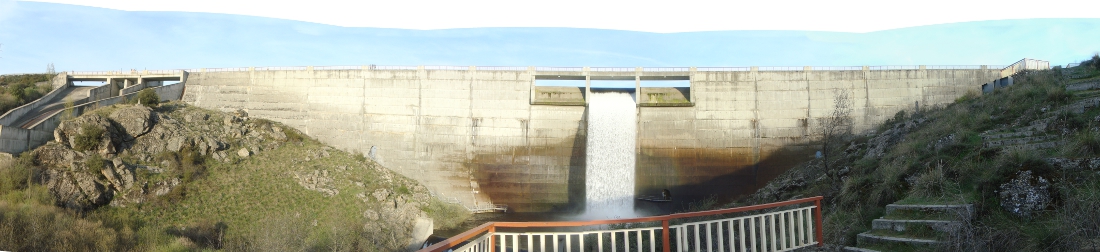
[[20, 0, 1100, 33]]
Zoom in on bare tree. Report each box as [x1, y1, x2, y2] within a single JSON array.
[[816, 89, 853, 173], [46, 63, 54, 75]]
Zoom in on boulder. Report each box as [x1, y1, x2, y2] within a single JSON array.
[[54, 114, 120, 155], [44, 168, 111, 209], [107, 105, 155, 141], [999, 170, 1052, 218], [237, 148, 250, 157]]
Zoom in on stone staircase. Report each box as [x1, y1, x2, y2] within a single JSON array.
[[980, 116, 1064, 152], [844, 203, 974, 251]]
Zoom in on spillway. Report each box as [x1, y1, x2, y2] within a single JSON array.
[[583, 91, 638, 219]]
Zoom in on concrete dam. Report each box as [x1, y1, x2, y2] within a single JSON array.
[[169, 62, 1050, 213]]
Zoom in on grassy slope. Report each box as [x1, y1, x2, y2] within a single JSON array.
[[0, 102, 469, 251], [737, 63, 1100, 251]]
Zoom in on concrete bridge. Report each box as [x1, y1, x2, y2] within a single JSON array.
[[0, 61, 1046, 212]]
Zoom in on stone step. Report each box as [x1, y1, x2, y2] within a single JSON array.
[[1067, 81, 1100, 91], [843, 246, 881, 252], [872, 219, 962, 233], [999, 140, 1066, 152], [983, 135, 1058, 148], [857, 232, 942, 247], [1045, 157, 1100, 171], [1061, 97, 1100, 114], [885, 204, 974, 220], [982, 130, 1036, 141]]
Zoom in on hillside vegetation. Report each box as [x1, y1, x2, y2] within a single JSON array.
[[739, 55, 1100, 251], [0, 101, 468, 251], [0, 73, 56, 115]]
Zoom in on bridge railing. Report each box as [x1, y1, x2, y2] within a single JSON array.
[[696, 67, 751, 72], [758, 66, 805, 71], [59, 63, 1017, 76], [420, 196, 824, 252], [1000, 58, 1050, 77], [534, 67, 584, 72], [255, 66, 309, 71]]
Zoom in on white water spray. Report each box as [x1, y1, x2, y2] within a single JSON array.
[[584, 91, 637, 219]]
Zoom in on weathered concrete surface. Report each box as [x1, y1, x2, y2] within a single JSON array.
[[637, 69, 1000, 202], [181, 67, 999, 211], [532, 86, 586, 105]]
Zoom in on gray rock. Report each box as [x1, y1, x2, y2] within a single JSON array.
[[237, 148, 250, 157], [44, 168, 110, 209], [107, 105, 155, 141], [152, 178, 181, 196], [999, 170, 1051, 218], [53, 114, 119, 155], [233, 109, 248, 118]]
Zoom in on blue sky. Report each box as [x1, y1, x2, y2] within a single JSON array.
[[0, 1, 1098, 74]]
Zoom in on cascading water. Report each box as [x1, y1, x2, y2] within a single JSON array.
[[583, 91, 637, 219]]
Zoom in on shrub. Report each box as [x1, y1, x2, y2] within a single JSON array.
[[1090, 53, 1100, 70], [73, 124, 105, 152], [134, 88, 159, 107], [284, 128, 306, 143], [84, 154, 109, 179], [0, 201, 124, 251], [1045, 87, 1072, 104], [1068, 130, 1100, 157]]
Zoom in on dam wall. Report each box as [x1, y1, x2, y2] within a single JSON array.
[[181, 66, 1001, 212]]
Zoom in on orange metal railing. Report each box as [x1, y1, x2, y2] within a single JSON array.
[[419, 196, 824, 252]]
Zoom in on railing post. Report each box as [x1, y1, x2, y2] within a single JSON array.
[[662, 219, 671, 252], [815, 198, 824, 247], [489, 225, 496, 252]]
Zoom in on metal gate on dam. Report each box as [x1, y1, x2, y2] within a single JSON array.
[[178, 63, 1029, 212]]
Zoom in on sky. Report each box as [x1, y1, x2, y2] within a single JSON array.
[[0, 0, 1099, 74], [18, 0, 1100, 33]]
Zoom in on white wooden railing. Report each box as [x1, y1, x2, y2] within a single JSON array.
[[420, 196, 823, 252]]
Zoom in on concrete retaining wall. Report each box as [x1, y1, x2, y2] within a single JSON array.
[[119, 82, 147, 95], [86, 81, 118, 101], [181, 67, 999, 211], [0, 73, 69, 126]]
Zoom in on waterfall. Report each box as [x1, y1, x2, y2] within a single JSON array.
[[584, 91, 637, 219]]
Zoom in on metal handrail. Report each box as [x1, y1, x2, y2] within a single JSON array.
[[419, 196, 824, 252], [54, 63, 1021, 76], [758, 66, 805, 71], [811, 66, 864, 71], [696, 67, 751, 72]]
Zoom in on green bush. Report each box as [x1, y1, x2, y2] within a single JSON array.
[[0, 201, 125, 251], [1089, 53, 1100, 71], [134, 88, 159, 107], [284, 128, 306, 143], [73, 124, 105, 152], [85, 154, 107, 177]]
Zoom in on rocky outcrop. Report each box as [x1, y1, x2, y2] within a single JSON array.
[[865, 117, 926, 159], [35, 103, 295, 210]]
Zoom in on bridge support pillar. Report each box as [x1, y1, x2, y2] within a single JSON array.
[[584, 67, 590, 105]]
